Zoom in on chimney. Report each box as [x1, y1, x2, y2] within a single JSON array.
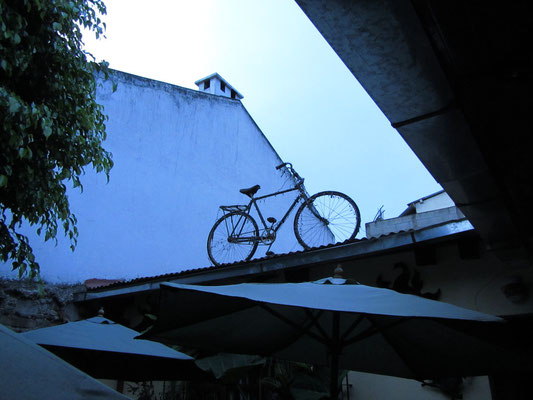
[[194, 73, 244, 100]]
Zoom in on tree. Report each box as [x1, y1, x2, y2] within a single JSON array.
[[0, 0, 113, 278]]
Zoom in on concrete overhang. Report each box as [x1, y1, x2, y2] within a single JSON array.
[[295, 0, 532, 267]]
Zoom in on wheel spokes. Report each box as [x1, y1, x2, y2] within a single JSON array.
[[295, 192, 360, 248], [208, 212, 259, 265]]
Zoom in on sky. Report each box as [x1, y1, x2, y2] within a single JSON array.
[[83, 0, 442, 235]]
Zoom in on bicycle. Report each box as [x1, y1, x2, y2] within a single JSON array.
[[207, 162, 361, 266]]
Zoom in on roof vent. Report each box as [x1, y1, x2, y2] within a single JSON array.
[[194, 73, 244, 100]]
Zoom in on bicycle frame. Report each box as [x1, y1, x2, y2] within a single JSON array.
[[208, 162, 360, 266], [253, 186, 307, 234], [220, 185, 309, 242]]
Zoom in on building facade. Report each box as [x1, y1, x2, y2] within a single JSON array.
[[1, 71, 301, 283]]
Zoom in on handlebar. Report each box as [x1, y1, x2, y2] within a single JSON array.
[[275, 162, 303, 183], [276, 162, 292, 170]]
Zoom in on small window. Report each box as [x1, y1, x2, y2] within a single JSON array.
[[220, 81, 226, 92], [231, 90, 237, 99], [204, 79, 210, 90]]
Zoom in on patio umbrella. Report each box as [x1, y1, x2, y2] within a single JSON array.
[[140, 277, 526, 399], [21, 316, 209, 381], [0, 322, 129, 400]]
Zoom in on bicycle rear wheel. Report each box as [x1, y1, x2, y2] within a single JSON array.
[[294, 191, 360, 249], [207, 211, 259, 266]]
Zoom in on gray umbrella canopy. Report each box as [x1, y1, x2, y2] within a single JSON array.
[[0, 322, 129, 400], [21, 316, 209, 381], [141, 278, 526, 399]]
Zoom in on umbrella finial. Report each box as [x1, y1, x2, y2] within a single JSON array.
[[333, 264, 344, 278], [98, 307, 105, 317]]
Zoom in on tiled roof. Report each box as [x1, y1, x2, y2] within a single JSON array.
[[82, 218, 474, 298], [85, 236, 370, 292]]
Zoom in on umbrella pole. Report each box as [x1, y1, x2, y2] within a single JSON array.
[[330, 352, 340, 400], [330, 311, 341, 400]]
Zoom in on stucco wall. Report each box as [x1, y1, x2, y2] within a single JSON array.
[[366, 206, 465, 238], [2, 71, 302, 283], [414, 192, 455, 214]]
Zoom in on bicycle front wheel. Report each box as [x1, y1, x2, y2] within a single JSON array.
[[207, 211, 259, 266], [294, 191, 360, 249]]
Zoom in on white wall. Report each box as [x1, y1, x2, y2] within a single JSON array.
[[345, 372, 491, 400], [414, 191, 455, 213], [2, 71, 303, 283], [366, 206, 465, 238]]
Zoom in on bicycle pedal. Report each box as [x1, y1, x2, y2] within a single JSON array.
[[266, 251, 275, 256]]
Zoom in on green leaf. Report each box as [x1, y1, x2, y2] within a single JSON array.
[[8, 97, 21, 113], [43, 125, 52, 138], [0, 0, 111, 279]]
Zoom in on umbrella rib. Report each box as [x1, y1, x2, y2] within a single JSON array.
[[303, 308, 331, 343], [343, 325, 380, 346], [353, 315, 422, 378], [259, 304, 329, 346], [343, 317, 411, 347], [340, 314, 365, 343]]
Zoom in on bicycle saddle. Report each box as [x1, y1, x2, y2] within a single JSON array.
[[240, 184, 260, 198]]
